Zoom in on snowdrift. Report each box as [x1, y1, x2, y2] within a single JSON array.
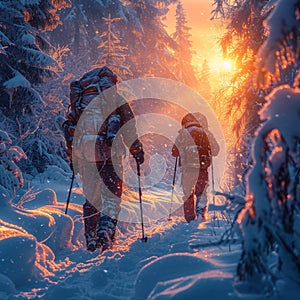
[[0, 179, 84, 294]]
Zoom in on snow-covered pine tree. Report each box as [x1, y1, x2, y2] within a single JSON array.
[[95, 13, 133, 79], [125, 0, 178, 78], [50, 0, 132, 79], [235, 0, 300, 293], [255, 0, 300, 88], [198, 59, 211, 100], [237, 87, 300, 291], [171, 0, 198, 88], [212, 0, 272, 191], [0, 130, 26, 198], [0, 0, 68, 175], [51, 0, 194, 80], [210, 0, 227, 19]]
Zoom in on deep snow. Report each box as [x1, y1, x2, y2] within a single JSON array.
[[0, 168, 299, 300]]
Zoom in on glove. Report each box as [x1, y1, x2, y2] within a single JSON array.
[[130, 140, 144, 164], [134, 151, 144, 165]]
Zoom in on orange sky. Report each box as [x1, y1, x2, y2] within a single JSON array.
[[165, 0, 226, 72]]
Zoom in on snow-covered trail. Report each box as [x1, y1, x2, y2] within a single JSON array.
[[15, 174, 239, 300], [40, 215, 238, 300], [5, 171, 299, 300]]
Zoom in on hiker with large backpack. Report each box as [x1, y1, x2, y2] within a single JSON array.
[[171, 112, 219, 222], [62, 66, 144, 252]]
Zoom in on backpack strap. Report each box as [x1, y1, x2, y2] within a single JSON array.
[[97, 66, 118, 85], [70, 80, 83, 120]]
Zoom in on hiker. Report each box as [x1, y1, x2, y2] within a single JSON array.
[[63, 66, 144, 251], [171, 112, 219, 222]]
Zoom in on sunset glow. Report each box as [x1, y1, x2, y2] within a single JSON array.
[[222, 59, 233, 71], [166, 0, 225, 74], [210, 56, 236, 74]]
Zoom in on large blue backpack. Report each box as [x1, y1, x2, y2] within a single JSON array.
[[62, 66, 120, 164], [69, 66, 117, 119]]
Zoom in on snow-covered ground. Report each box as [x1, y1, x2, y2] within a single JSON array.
[[0, 168, 299, 300]]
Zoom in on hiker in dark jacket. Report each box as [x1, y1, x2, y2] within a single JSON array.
[[63, 67, 144, 251], [171, 112, 219, 222]]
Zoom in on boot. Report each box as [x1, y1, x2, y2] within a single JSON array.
[[196, 204, 207, 221], [196, 194, 208, 221], [183, 195, 196, 223], [83, 201, 100, 252], [85, 230, 98, 252], [97, 214, 118, 250]]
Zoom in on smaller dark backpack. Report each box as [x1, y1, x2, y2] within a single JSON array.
[[184, 126, 211, 169]]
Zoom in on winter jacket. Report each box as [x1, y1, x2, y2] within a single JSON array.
[[72, 92, 143, 164], [172, 119, 219, 169]]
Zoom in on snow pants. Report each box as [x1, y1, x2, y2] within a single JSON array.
[[79, 161, 123, 246], [181, 167, 209, 222]]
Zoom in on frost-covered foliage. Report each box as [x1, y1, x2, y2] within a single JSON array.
[[50, 0, 131, 78], [215, 0, 300, 292], [198, 59, 211, 100], [256, 0, 300, 87], [224, 0, 300, 292], [20, 71, 71, 176], [214, 0, 269, 133], [0, 0, 69, 174], [49, 0, 195, 86], [215, 0, 300, 128], [173, 0, 192, 64], [95, 13, 133, 80], [214, 0, 300, 189], [0, 130, 26, 197], [172, 0, 198, 88], [20, 129, 69, 175], [236, 86, 300, 291], [126, 0, 179, 79], [0, 0, 64, 95], [211, 0, 270, 188]]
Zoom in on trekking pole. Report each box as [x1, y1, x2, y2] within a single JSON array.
[[211, 157, 220, 227], [168, 157, 178, 221], [65, 171, 75, 215], [136, 161, 147, 243]]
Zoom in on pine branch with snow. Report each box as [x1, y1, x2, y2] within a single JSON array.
[[0, 130, 26, 198], [95, 13, 133, 80], [0, 0, 68, 176], [256, 0, 300, 87], [236, 86, 300, 290]]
